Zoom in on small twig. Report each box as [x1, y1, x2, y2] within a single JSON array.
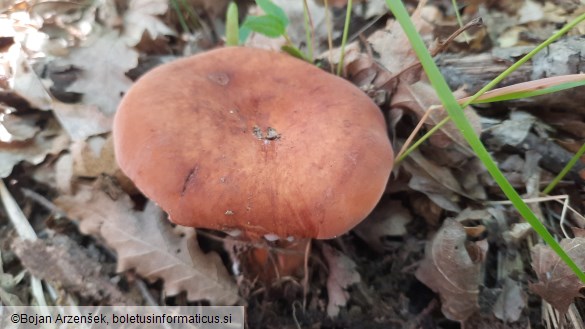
[[431, 17, 483, 56], [136, 279, 158, 306], [450, 0, 470, 43], [348, 13, 386, 44], [21, 188, 67, 218], [378, 17, 483, 90], [396, 105, 440, 160]]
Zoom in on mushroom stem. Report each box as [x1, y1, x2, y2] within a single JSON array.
[[245, 238, 311, 282]]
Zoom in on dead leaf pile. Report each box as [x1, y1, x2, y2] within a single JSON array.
[[354, 200, 412, 252], [0, 0, 584, 326], [530, 237, 585, 315], [322, 244, 361, 317], [55, 183, 239, 305], [415, 219, 488, 322]]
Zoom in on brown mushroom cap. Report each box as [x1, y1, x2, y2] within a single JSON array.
[[113, 47, 393, 239]]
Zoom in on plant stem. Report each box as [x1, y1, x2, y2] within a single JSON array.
[[336, 0, 353, 76], [226, 2, 239, 46], [302, 0, 314, 62], [542, 142, 585, 195], [451, 0, 469, 43], [170, 0, 190, 34]]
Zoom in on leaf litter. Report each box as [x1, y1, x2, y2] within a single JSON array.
[[0, 0, 584, 327], [55, 183, 239, 305]]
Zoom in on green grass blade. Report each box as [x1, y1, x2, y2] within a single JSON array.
[[450, 0, 469, 43], [396, 11, 585, 163], [226, 2, 239, 46], [542, 142, 585, 195], [397, 76, 585, 164], [385, 0, 585, 283], [336, 0, 353, 76], [170, 0, 190, 34]]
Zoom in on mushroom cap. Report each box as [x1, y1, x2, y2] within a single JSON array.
[[113, 47, 393, 239]]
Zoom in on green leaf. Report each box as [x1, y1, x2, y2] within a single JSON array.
[[239, 25, 252, 43], [242, 15, 285, 38], [256, 0, 289, 27]]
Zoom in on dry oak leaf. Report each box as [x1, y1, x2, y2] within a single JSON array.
[[51, 100, 113, 142], [322, 244, 361, 317], [530, 238, 585, 314], [354, 200, 412, 252], [123, 0, 176, 47], [493, 278, 526, 323], [368, 3, 436, 77], [55, 184, 238, 305], [0, 118, 69, 178], [415, 219, 488, 322], [52, 31, 138, 115]]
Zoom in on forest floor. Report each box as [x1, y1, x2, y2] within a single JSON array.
[[1, 0, 585, 328]]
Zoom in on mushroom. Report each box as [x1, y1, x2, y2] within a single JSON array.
[[113, 47, 393, 277]]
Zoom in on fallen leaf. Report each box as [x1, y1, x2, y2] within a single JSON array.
[[11, 235, 133, 304], [392, 81, 480, 154], [415, 219, 487, 321], [368, 3, 436, 76], [493, 278, 526, 322], [55, 153, 73, 194], [55, 184, 239, 305], [410, 193, 443, 227], [70, 135, 118, 178], [51, 101, 113, 141], [409, 149, 469, 197], [0, 118, 69, 178], [354, 200, 412, 252], [0, 113, 39, 142], [8, 45, 52, 111], [530, 238, 585, 314], [123, 0, 175, 47], [322, 244, 360, 317], [484, 111, 537, 150], [402, 150, 466, 212], [518, 0, 544, 24], [0, 270, 24, 306], [52, 31, 138, 115]]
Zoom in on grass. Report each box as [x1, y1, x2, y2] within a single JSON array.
[[336, 0, 353, 76], [219, 0, 585, 282], [396, 10, 585, 164], [384, 0, 585, 283]]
